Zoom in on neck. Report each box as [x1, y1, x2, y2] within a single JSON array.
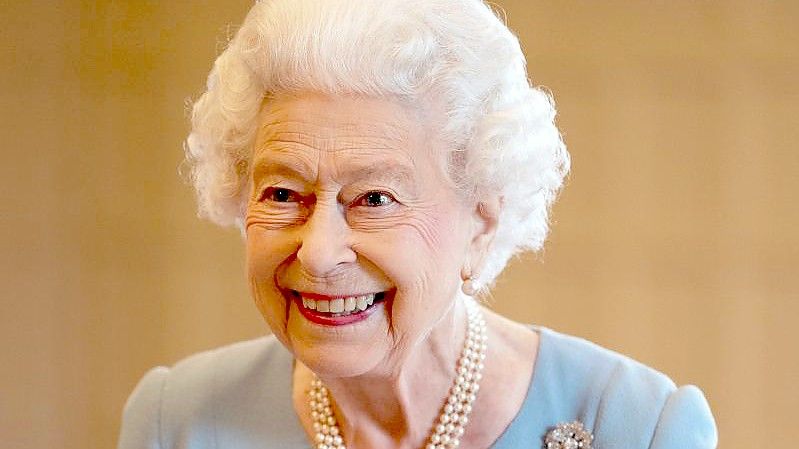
[[308, 297, 472, 448]]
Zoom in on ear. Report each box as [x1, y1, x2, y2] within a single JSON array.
[[464, 195, 502, 281]]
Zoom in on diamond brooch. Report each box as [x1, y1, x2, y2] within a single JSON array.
[[544, 421, 594, 449]]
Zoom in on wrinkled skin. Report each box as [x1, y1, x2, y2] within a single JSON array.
[[244, 93, 534, 448], [246, 92, 485, 378]]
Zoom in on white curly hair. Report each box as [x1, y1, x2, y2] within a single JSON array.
[[185, 0, 570, 285]]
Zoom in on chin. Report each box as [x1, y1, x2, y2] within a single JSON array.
[[264, 287, 398, 378], [297, 345, 389, 379]]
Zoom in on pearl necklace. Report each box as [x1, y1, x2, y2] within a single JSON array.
[[307, 299, 487, 449]]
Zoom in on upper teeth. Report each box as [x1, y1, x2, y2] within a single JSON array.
[[302, 293, 376, 314]]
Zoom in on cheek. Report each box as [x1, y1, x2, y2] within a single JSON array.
[[358, 205, 468, 302], [245, 226, 297, 328], [367, 213, 466, 347]]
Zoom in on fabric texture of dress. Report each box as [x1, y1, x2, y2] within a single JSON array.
[[117, 326, 718, 449]]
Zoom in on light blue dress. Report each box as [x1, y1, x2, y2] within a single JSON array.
[[117, 326, 717, 448]]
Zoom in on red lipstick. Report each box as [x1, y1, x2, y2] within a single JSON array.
[[291, 291, 388, 326]]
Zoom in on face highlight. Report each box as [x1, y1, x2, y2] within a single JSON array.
[[245, 93, 474, 377]]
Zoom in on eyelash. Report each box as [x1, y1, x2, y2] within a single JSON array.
[[355, 191, 395, 208], [259, 187, 302, 204], [258, 187, 396, 208]]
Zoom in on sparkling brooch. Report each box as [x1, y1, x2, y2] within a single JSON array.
[[543, 421, 594, 449]]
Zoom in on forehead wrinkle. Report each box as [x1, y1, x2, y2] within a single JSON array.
[[255, 94, 442, 186], [268, 103, 414, 141], [335, 120, 411, 145], [267, 135, 407, 156], [258, 105, 414, 152], [262, 127, 411, 155]]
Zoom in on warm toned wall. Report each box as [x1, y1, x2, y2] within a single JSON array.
[[2, 1, 796, 448]]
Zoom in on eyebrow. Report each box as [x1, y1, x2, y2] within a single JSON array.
[[343, 163, 416, 188], [251, 155, 316, 183], [251, 156, 417, 189]]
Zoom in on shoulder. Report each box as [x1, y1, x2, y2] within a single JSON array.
[[532, 327, 717, 449], [117, 335, 305, 449]]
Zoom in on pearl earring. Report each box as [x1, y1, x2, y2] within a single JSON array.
[[462, 275, 479, 296]]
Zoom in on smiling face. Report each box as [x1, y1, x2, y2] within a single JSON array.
[[245, 93, 479, 378]]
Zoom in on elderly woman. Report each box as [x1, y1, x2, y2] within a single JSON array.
[[118, 1, 717, 448]]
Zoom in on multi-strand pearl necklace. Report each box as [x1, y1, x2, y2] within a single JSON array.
[[307, 299, 487, 449]]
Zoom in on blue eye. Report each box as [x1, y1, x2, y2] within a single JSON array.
[[261, 187, 298, 203], [358, 191, 395, 207]]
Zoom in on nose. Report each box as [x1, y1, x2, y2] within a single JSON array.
[[296, 200, 357, 277]]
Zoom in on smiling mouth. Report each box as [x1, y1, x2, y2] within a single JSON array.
[[287, 290, 389, 324]]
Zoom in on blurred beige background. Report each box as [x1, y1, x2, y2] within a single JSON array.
[[1, 1, 797, 448]]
